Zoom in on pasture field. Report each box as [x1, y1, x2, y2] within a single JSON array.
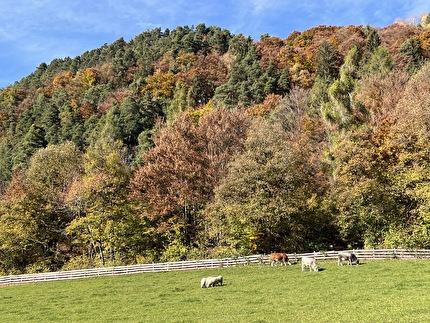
[[1, 259, 430, 322]]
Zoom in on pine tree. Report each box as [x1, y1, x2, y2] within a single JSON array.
[[13, 124, 47, 169], [365, 28, 381, 53], [400, 38, 424, 75], [316, 41, 340, 82]]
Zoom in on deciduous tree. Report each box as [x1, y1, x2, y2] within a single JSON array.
[[65, 137, 145, 265], [203, 105, 333, 254], [130, 108, 251, 257], [0, 142, 83, 273]]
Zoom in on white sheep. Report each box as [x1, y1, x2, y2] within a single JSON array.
[[214, 275, 223, 286], [201, 275, 223, 288], [205, 276, 216, 287]]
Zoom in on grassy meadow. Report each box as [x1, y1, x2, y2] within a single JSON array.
[[1, 259, 430, 322]]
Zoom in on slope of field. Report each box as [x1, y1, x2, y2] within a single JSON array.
[[1, 260, 429, 322]]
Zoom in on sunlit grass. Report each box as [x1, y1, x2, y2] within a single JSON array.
[[1, 259, 430, 322]]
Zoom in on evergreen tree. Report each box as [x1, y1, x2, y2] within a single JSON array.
[[0, 138, 12, 189], [207, 26, 231, 54], [41, 102, 61, 145], [315, 41, 340, 82], [13, 124, 47, 169], [119, 97, 145, 146], [361, 46, 394, 77], [228, 33, 251, 59], [277, 68, 291, 95], [400, 38, 425, 75], [166, 83, 188, 122], [59, 103, 85, 148], [310, 75, 331, 116], [260, 63, 279, 95], [365, 28, 381, 53]]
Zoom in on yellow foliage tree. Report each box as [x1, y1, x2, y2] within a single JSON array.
[[81, 68, 98, 87], [53, 71, 73, 88], [421, 13, 430, 28], [141, 72, 175, 99]]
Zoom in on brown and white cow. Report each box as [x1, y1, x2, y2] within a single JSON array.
[[269, 253, 292, 266]]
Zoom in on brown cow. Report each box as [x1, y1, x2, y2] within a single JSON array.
[[269, 253, 292, 266]]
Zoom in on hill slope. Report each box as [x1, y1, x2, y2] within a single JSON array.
[[0, 21, 430, 274]]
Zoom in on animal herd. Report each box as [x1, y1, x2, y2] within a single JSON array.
[[269, 251, 360, 272], [200, 251, 360, 287]]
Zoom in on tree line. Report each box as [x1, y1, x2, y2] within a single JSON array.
[[0, 19, 430, 274]]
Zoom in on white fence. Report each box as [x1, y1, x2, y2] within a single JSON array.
[[291, 248, 430, 261], [1, 249, 429, 286]]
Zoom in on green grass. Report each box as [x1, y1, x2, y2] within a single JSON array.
[[1, 259, 430, 322]]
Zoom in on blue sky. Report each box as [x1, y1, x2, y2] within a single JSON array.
[[0, 0, 428, 88]]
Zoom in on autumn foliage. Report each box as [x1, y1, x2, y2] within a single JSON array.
[[1, 20, 430, 273]]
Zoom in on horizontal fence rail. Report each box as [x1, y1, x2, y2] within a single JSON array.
[[1, 249, 429, 286]]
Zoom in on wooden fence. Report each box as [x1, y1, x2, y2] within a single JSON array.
[[1, 249, 430, 286]]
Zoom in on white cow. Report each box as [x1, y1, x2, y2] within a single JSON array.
[[338, 251, 359, 266], [301, 256, 318, 272]]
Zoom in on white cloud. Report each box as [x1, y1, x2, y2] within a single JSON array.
[[246, 0, 284, 15]]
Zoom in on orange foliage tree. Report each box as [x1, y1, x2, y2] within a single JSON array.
[[129, 108, 251, 254]]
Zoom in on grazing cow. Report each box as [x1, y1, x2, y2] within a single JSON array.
[[201, 277, 207, 288], [338, 251, 359, 266], [301, 256, 318, 272], [269, 253, 292, 266]]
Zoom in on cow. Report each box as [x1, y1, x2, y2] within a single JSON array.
[[338, 251, 359, 266], [269, 253, 292, 266], [301, 256, 318, 272]]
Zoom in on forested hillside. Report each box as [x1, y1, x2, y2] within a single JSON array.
[[1, 18, 430, 274]]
